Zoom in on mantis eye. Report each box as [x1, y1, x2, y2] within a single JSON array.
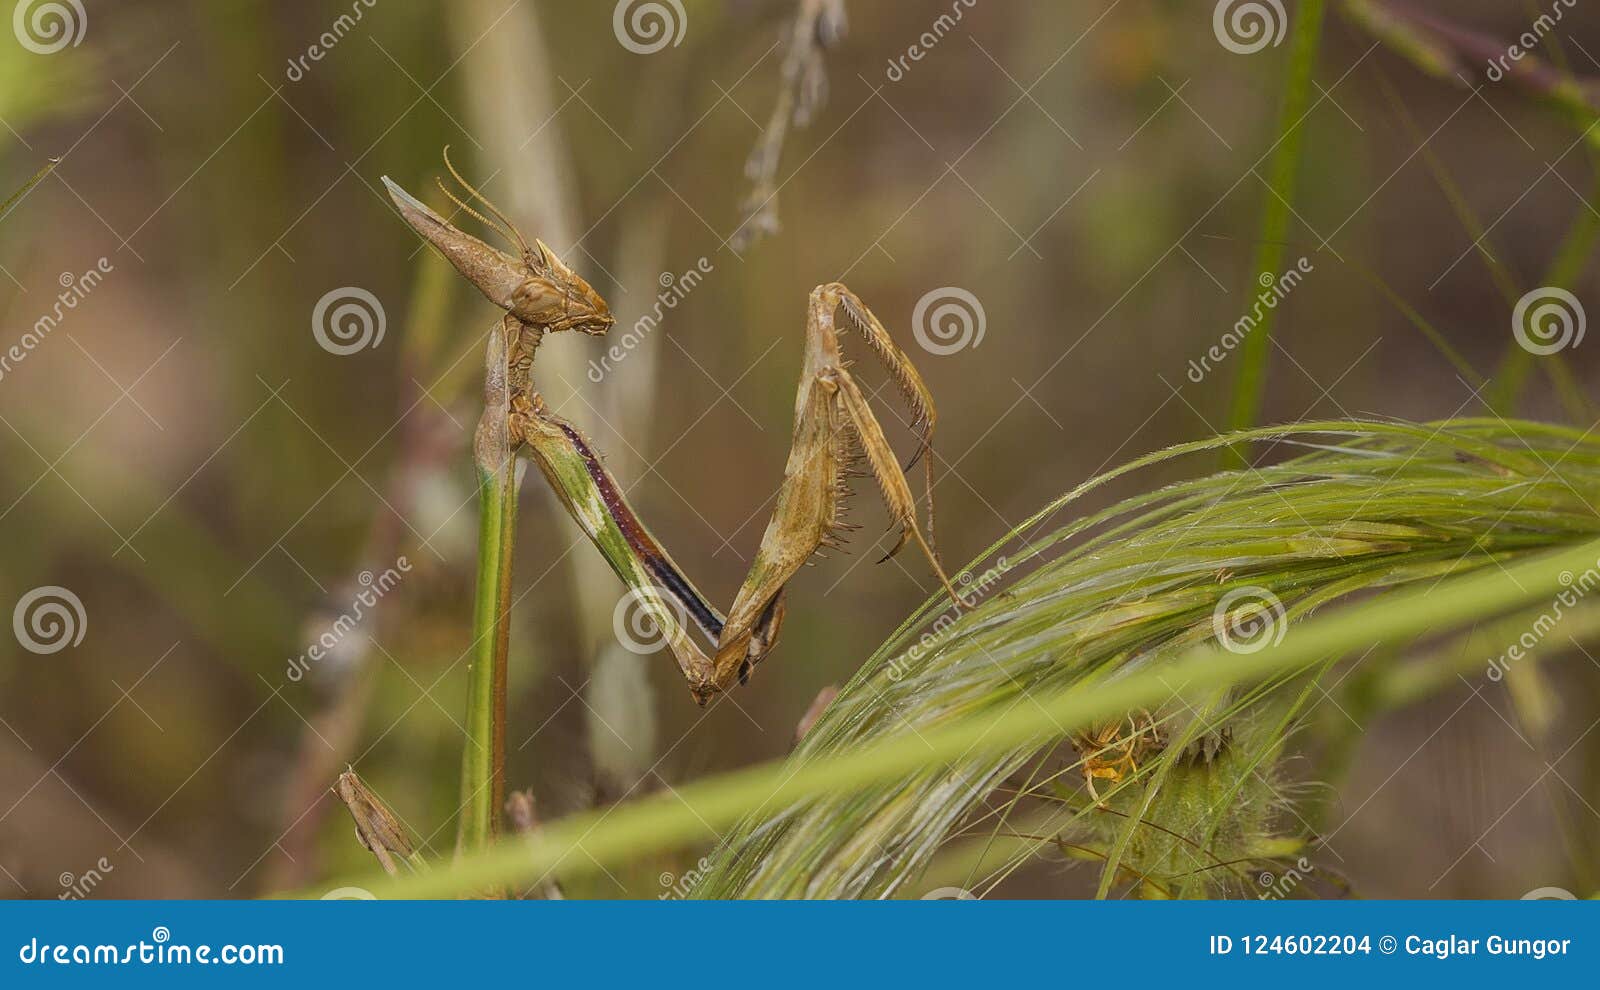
[[513, 278, 562, 319]]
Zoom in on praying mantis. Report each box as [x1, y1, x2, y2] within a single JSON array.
[[383, 156, 961, 705]]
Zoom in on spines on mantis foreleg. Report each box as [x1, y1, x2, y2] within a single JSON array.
[[835, 288, 936, 458], [827, 285, 955, 604]]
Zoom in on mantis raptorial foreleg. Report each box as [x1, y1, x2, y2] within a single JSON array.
[[708, 282, 956, 690], [384, 160, 960, 704]]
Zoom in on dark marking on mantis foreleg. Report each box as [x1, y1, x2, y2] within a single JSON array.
[[556, 423, 725, 641]]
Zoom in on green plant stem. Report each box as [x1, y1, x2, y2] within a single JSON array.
[[1225, 0, 1328, 464], [319, 527, 1600, 900], [457, 322, 518, 861], [459, 462, 516, 854]]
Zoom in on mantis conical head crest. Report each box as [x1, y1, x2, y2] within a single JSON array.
[[382, 174, 614, 336]]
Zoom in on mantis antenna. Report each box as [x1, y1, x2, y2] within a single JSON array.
[[434, 145, 532, 261]]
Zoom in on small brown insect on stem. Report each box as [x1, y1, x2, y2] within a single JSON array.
[[334, 770, 426, 878]]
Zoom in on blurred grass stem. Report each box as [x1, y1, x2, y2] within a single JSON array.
[[1224, 0, 1327, 462], [0, 157, 56, 221]]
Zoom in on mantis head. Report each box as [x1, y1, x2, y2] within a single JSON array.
[[381, 155, 614, 336]]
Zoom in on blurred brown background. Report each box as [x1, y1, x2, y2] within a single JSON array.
[[1, 0, 1596, 898]]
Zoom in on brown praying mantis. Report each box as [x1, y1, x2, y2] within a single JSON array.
[[383, 157, 961, 704]]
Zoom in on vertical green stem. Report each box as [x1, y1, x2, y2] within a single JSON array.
[[459, 462, 516, 853], [458, 320, 518, 862], [1224, 0, 1328, 465]]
